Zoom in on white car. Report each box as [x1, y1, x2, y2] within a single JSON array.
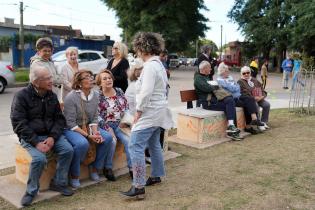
[[52, 50, 109, 75], [0, 61, 15, 93]]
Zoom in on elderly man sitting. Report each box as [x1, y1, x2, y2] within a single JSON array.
[[10, 66, 74, 207], [194, 60, 242, 140]]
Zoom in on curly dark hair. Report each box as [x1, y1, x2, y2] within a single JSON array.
[[132, 32, 165, 56]]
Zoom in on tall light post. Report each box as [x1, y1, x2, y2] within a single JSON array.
[[220, 25, 223, 60], [195, 38, 198, 58]]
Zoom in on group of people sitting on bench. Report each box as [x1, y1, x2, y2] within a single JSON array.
[[194, 61, 270, 141], [11, 32, 172, 206]]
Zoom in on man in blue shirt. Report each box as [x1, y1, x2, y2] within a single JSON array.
[[281, 55, 293, 89]]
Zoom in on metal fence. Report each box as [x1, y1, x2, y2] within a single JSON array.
[[289, 67, 315, 115]]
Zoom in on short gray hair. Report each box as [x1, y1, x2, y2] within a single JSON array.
[[217, 62, 229, 76], [199, 60, 211, 71], [29, 65, 50, 83], [240, 66, 251, 74]]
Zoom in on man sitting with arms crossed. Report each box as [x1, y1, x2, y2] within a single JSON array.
[[10, 66, 74, 207]]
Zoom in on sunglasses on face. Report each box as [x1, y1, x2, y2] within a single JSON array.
[[242, 72, 250, 75]]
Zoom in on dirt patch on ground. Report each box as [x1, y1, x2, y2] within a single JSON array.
[[1, 109, 315, 210]]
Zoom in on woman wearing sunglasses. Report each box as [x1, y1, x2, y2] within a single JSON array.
[[217, 63, 265, 134], [238, 66, 270, 130], [106, 42, 129, 92]]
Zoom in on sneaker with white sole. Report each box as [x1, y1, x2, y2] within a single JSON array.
[[226, 125, 240, 134], [262, 122, 270, 129], [227, 132, 244, 141]]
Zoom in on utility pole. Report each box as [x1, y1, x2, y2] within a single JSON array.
[[195, 39, 198, 58], [19, 1, 24, 67], [220, 25, 223, 60]]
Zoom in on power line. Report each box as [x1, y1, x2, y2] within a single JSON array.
[[26, 0, 111, 18], [27, 6, 116, 26]]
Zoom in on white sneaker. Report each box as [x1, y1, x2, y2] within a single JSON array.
[[258, 126, 266, 131], [262, 122, 270, 129]]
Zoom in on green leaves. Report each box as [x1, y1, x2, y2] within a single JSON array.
[[101, 0, 209, 52], [228, 0, 315, 56]]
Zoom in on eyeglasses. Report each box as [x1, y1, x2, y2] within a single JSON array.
[[242, 72, 250, 75], [81, 75, 94, 80]]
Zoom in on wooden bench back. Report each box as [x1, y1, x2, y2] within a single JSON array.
[[180, 89, 198, 109]]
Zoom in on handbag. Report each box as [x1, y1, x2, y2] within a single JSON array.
[[212, 87, 232, 101], [80, 98, 97, 165]]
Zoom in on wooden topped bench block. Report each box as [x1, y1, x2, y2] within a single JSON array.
[[176, 89, 246, 144]]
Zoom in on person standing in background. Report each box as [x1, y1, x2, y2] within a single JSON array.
[[260, 59, 269, 89], [107, 42, 130, 92], [196, 45, 216, 80], [30, 37, 64, 102], [249, 57, 259, 78], [60, 47, 80, 103], [281, 55, 294, 89], [291, 53, 303, 90]]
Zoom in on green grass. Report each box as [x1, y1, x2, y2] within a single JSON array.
[[1, 109, 315, 210], [15, 68, 29, 83]]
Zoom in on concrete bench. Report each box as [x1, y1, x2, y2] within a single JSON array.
[[173, 89, 246, 145], [15, 128, 169, 191]]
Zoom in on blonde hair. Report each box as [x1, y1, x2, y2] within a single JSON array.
[[114, 41, 128, 58], [129, 58, 144, 81], [95, 69, 114, 87], [65, 46, 78, 56]]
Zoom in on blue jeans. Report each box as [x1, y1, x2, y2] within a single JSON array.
[[65, 129, 113, 177], [99, 128, 115, 169], [129, 126, 165, 188], [107, 122, 132, 169], [283, 71, 291, 88], [20, 135, 73, 196]]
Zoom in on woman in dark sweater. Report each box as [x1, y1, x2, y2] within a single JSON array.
[[107, 42, 129, 92]]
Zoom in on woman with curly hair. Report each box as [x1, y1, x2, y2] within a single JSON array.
[[121, 32, 173, 199]]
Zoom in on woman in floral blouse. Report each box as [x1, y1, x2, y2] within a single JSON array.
[[96, 69, 132, 180]]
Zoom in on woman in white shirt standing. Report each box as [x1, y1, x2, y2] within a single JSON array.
[[125, 58, 143, 115], [60, 47, 80, 103], [121, 32, 173, 199]]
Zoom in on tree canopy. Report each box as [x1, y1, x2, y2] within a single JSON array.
[[101, 0, 209, 52], [228, 0, 315, 57]]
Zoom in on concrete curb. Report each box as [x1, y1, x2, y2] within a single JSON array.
[[12, 82, 29, 88]]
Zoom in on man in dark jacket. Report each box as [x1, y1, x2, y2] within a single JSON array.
[[196, 45, 217, 80], [10, 66, 74, 207]]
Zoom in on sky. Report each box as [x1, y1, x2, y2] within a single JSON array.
[[0, 0, 244, 49]]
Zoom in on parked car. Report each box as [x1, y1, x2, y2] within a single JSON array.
[[179, 57, 188, 66], [52, 50, 108, 75], [0, 61, 15, 94], [168, 53, 180, 68]]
